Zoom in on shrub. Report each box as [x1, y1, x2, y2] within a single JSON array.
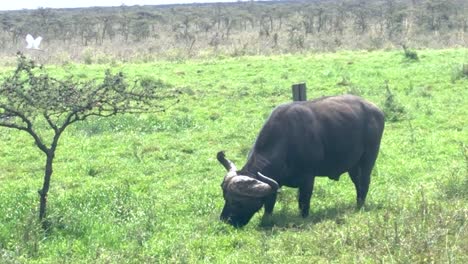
[[402, 45, 419, 61], [382, 81, 406, 122], [83, 48, 94, 65]]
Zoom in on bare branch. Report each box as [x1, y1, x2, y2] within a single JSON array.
[[44, 112, 59, 133]]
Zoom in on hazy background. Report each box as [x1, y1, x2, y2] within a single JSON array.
[[0, 0, 241, 11], [0, 0, 466, 65]]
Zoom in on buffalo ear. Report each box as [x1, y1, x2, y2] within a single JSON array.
[[227, 176, 275, 198]]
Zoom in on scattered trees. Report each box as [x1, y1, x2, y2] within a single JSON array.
[[0, 0, 466, 57]]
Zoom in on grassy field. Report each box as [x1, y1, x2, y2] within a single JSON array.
[[0, 49, 467, 263]]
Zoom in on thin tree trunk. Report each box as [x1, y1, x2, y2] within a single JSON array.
[[39, 150, 54, 228]]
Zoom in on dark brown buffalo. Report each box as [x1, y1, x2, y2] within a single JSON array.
[[217, 95, 385, 227]]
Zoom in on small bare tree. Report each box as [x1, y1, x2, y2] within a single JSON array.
[[0, 53, 175, 228]]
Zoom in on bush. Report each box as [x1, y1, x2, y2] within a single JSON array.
[[402, 45, 419, 61], [83, 48, 94, 65], [383, 81, 406, 122], [139, 76, 173, 90]]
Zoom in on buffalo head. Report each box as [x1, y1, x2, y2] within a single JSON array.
[[217, 151, 278, 227]]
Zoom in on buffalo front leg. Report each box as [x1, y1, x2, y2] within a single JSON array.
[[264, 192, 277, 215], [298, 176, 315, 217]]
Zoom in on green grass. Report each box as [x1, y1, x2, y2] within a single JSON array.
[[0, 49, 467, 263]]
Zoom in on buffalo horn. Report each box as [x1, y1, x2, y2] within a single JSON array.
[[257, 172, 279, 192], [217, 151, 237, 173]]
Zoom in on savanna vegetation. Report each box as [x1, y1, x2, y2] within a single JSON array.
[[0, 48, 467, 262], [0, 0, 467, 263]]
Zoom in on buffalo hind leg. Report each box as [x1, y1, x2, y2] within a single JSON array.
[[349, 166, 366, 208], [349, 151, 378, 208], [298, 176, 315, 217]]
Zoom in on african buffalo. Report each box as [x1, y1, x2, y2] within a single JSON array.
[[217, 95, 385, 227]]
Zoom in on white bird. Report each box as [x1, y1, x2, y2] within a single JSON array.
[[26, 34, 43, 50]]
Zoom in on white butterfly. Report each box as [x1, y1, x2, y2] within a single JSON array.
[[26, 34, 43, 50]]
